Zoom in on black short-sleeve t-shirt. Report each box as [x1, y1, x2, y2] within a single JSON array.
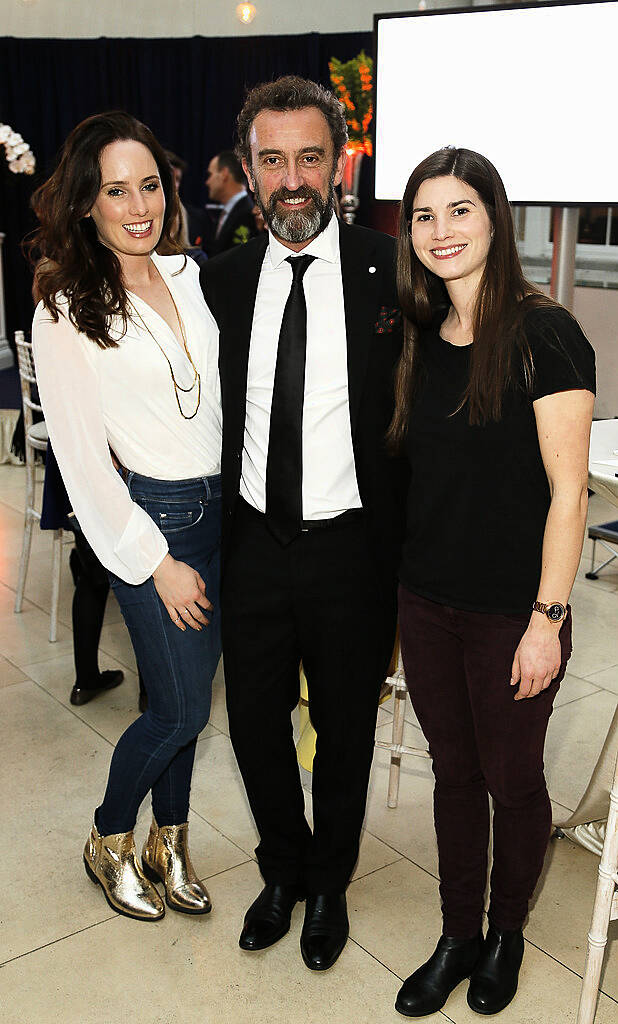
[[399, 306, 596, 614]]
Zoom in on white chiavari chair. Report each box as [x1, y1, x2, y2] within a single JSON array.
[[13, 331, 63, 642]]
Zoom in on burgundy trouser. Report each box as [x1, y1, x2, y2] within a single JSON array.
[[398, 586, 572, 937]]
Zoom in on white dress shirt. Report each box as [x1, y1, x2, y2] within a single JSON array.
[[32, 253, 221, 585], [216, 188, 248, 235], [240, 213, 362, 520]]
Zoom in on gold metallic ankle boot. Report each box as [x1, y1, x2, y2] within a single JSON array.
[[83, 817, 165, 921], [142, 816, 212, 915]]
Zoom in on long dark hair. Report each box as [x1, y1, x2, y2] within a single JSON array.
[[387, 147, 557, 446], [28, 111, 183, 348]]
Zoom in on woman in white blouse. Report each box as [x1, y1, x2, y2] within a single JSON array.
[[31, 112, 222, 921]]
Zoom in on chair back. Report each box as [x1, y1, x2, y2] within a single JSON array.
[[15, 331, 42, 432], [14, 330, 48, 464]]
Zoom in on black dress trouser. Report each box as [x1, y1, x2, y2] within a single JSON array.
[[221, 499, 396, 895]]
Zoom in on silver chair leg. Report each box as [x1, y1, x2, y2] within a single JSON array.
[[388, 684, 407, 808], [14, 511, 35, 614], [49, 528, 63, 642]]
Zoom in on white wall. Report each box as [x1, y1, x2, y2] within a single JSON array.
[[537, 283, 617, 419], [573, 288, 618, 420], [1, 0, 457, 39]]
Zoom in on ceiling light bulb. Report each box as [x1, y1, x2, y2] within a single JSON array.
[[236, 3, 256, 24]]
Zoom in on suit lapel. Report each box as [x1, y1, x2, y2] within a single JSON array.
[[339, 222, 379, 437], [223, 233, 268, 443]]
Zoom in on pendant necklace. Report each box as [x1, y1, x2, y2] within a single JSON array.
[[130, 287, 201, 420]]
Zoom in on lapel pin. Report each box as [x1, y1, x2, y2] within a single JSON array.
[[368, 266, 376, 274]]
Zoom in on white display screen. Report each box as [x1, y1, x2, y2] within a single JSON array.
[[375, 2, 618, 205]]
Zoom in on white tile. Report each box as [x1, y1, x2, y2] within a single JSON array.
[[1, 860, 417, 1024], [21, 652, 218, 746], [0, 680, 119, 962], [191, 732, 260, 857], [208, 657, 229, 735], [2, 463, 618, 1023], [365, 720, 438, 877], [0, 679, 246, 967], [0, 582, 74, 667], [568, 580, 618, 678], [0, 653, 28, 688], [585, 662, 618, 695], [553, 671, 601, 708], [527, 833, 618, 1001]]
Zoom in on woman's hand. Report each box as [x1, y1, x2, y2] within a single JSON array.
[[152, 553, 212, 631], [510, 617, 562, 700]]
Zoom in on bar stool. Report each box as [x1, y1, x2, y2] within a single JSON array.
[[375, 638, 431, 808], [13, 331, 63, 642], [576, 750, 618, 1024]]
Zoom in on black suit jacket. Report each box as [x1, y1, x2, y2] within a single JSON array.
[[207, 193, 258, 257], [201, 220, 408, 600]]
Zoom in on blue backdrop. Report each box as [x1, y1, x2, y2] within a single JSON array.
[[0, 30, 373, 344]]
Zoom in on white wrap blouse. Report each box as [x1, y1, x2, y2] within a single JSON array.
[[32, 253, 221, 585]]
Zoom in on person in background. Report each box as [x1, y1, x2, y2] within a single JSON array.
[[161, 150, 208, 271], [251, 201, 267, 234], [165, 149, 208, 251], [31, 110, 222, 923], [204, 150, 257, 256], [391, 147, 595, 1018], [39, 447, 125, 706]]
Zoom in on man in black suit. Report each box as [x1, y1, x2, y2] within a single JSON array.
[[201, 76, 407, 972], [205, 150, 258, 256]]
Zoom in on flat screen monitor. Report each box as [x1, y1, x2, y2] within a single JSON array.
[[374, 1, 618, 205]]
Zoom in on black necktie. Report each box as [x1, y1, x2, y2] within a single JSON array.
[[265, 253, 316, 546]]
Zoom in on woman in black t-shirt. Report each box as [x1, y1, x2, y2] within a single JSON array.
[[390, 149, 595, 1020]]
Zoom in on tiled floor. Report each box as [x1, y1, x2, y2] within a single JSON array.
[[1, 461, 617, 1024]]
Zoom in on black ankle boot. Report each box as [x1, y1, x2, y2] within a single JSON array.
[[467, 923, 524, 1015], [239, 883, 304, 951], [395, 932, 483, 1017]]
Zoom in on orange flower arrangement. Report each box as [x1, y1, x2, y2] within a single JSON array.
[[329, 51, 373, 157]]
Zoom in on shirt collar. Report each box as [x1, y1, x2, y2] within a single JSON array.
[[267, 212, 340, 269], [222, 188, 247, 215]]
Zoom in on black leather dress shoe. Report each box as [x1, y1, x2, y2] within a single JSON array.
[[70, 670, 124, 706], [395, 933, 483, 1017], [467, 924, 524, 1015], [239, 883, 303, 951], [300, 893, 349, 971]]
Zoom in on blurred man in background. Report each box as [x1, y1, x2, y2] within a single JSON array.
[[205, 150, 257, 256]]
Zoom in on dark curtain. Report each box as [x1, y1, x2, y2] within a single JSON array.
[[0, 31, 372, 345]]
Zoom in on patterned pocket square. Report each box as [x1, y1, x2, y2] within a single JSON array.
[[374, 306, 402, 334]]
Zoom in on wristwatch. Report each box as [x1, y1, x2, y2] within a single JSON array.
[[532, 600, 567, 623]]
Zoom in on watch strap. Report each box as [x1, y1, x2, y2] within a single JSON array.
[[532, 600, 566, 622]]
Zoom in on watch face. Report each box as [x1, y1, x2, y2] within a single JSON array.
[[547, 603, 565, 622]]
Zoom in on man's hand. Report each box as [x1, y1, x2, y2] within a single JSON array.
[[510, 616, 562, 700], [152, 554, 212, 631]]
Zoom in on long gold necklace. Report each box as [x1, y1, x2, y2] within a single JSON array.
[[130, 288, 201, 420]]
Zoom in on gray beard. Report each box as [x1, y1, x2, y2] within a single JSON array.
[[269, 203, 323, 244], [254, 180, 335, 244]]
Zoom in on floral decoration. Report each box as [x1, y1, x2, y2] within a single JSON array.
[[0, 123, 36, 174], [329, 50, 374, 157]]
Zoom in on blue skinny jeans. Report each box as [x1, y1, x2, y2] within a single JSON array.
[[97, 472, 221, 835]]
